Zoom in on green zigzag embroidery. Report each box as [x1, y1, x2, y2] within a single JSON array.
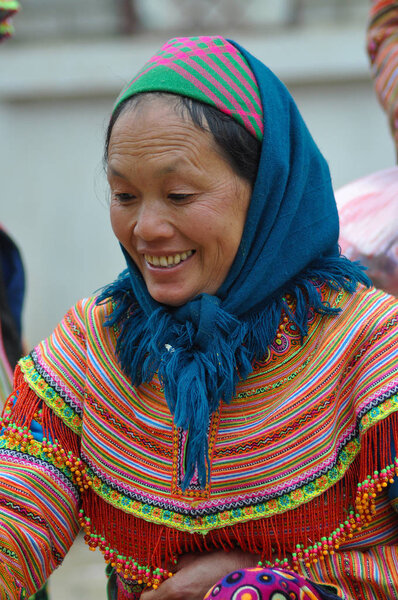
[[87, 392, 398, 534], [0, 435, 75, 485], [19, 356, 82, 436], [87, 436, 360, 535]]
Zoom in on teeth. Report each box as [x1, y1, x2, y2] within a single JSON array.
[[145, 250, 193, 268]]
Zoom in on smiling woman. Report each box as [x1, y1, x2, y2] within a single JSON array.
[[107, 96, 251, 306], [0, 36, 398, 600]]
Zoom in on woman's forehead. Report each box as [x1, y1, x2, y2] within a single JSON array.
[[108, 101, 215, 164]]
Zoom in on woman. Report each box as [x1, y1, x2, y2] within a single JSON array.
[[336, 167, 398, 298], [332, 1, 398, 301], [368, 0, 398, 156], [0, 37, 397, 600]]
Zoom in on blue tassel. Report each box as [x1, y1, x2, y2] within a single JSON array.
[[97, 254, 371, 489]]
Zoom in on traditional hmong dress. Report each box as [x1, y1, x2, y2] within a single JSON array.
[[0, 282, 397, 599]]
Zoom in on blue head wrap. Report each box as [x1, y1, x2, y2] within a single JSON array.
[[99, 39, 370, 489]]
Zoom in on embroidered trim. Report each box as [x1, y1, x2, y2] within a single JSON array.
[[0, 545, 18, 561], [171, 410, 220, 497], [0, 413, 89, 494], [18, 356, 82, 435], [84, 438, 360, 534], [359, 387, 398, 432], [78, 457, 398, 584], [76, 392, 398, 535], [79, 510, 173, 590], [31, 349, 83, 416], [250, 287, 340, 372]]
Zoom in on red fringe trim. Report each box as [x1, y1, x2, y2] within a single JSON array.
[[2, 366, 83, 484], [7, 367, 42, 427], [79, 475, 348, 567], [80, 409, 398, 579], [4, 366, 80, 456], [4, 368, 398, 587]]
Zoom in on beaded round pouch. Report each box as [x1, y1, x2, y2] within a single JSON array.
[[204, 567, 342, 600]]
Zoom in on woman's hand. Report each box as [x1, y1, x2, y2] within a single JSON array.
[[141, 550, 259, 600]]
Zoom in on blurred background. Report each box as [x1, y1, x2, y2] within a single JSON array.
[[1, 0, 394, 349], [0, 1, 395, 596]]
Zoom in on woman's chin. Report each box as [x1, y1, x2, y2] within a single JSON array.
[[146, 285, 194, 307]]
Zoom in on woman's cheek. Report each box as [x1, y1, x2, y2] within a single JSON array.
[[109, 205, 119, 236], [110, 204, 129, 243]]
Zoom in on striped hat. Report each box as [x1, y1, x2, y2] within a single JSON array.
[[0, 0, 20, 41], [114, 36, 264, 140]]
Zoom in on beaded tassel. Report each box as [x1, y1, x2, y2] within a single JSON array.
[[0, 416, 92, 493], [78, 510, 173, 590], [285, 462, 398, 573]]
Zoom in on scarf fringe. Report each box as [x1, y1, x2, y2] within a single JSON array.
[[97, 256, 371, 488]]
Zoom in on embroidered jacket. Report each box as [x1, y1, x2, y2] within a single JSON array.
[[0, 285, 397, 599]]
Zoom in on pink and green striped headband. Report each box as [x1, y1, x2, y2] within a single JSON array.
[[114, 36, 264, 141]]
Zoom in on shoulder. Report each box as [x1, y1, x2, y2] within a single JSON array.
[[19, 295, 115, 415], [332, 284, 397, 336], [295, 285, 398, 390], [65, 295, 114, 333], [316, 285, 398, 371], [41, 295, 115, 350], [328, 285, 398, 406]]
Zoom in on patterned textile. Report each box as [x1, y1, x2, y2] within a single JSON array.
[[0, 0, 20, 41], [204, 568, 340, 600], [104, 36, 369, 490], [115, 36, 263, 140], [0, 283, 397, 598], [368, 0, 398, 153], [0, 401, 80, 597]]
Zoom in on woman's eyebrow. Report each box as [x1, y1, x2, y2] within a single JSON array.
[[107, 166, 128, 179], [108, 160, 188, 179]]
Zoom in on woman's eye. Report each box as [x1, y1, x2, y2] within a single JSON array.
[[113, 193, 135, 203], [168, 193, 193, 202]]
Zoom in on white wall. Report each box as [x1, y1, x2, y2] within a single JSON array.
[[0, 25, 395, 347]]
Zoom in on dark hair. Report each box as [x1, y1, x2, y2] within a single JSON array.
[[104, 92, 261, 186]]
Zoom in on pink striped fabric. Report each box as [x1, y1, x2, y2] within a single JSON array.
[[115, 36, 264, 140]]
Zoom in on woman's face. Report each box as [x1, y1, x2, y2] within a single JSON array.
[[107, 97, 252, 307]]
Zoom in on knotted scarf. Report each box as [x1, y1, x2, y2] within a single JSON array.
[[98, 36, 370, 488]]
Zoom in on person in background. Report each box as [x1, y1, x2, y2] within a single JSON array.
[[1, 6, 50, 600], [0, 36, 397, 600], [0, 0, 20, 42], [0, 226, 25, 405], [335, 1, 398, 298], [0, 230, 50, 600], [336, 168, 398, 297], [0, 0, 23, 402], [368, 0, 398, 157]]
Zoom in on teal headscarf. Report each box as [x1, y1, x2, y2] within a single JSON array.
[[99, 37, 370, 489]]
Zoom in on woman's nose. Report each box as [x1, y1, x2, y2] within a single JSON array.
[[133, 200, 174, 241]]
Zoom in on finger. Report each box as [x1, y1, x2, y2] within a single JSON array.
[[141, 575, 176, 600]]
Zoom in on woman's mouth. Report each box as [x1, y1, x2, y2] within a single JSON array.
[[144, 250, 194, 268]]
